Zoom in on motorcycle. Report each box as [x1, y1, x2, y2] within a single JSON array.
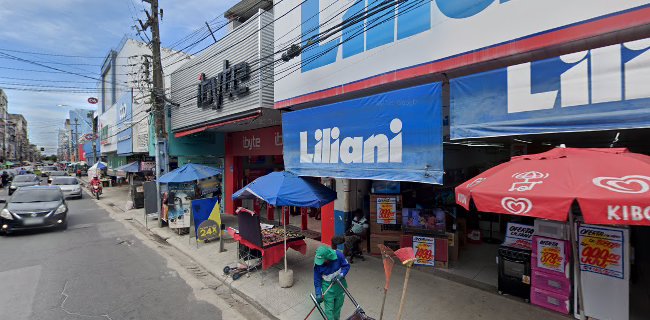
[[91, 184, 101, 200]]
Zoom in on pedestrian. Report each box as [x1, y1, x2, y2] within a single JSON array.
[[18, 167, 26, 175], [1, 171, 8, 187], [313, 245, 350, 320]]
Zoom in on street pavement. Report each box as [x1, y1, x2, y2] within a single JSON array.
[[0, 187, 255, 320]]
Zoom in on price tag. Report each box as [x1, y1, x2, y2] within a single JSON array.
[[578, 225, 624, 279], [376, 197, 397, 224], [535, 237, 566, 273], [413, 236, 435, 267]]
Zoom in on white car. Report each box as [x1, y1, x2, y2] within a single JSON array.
[[50, 176, 82, 199]]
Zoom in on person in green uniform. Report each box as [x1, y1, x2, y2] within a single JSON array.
[[314, 245, 351, 320]]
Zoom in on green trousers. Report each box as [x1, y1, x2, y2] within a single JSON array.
[[322, 278, 347, 320]]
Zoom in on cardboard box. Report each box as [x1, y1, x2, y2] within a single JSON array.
[[369, 234, 401, 255]]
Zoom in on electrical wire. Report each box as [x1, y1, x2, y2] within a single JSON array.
[[164, 0, 432, 107]]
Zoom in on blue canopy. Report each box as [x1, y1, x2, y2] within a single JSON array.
[[116, 161, 140, 173], [232, 171, 337, 208], [159, 163, 223, 184]]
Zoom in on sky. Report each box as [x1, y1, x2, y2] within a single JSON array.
[[0, 0, 239, 155]]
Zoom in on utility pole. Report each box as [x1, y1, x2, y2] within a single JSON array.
[[139, 0, 167, 227]]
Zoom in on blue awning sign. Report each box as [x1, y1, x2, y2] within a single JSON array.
[[283, 83, 443, 184], [451, 38, 650, 139]]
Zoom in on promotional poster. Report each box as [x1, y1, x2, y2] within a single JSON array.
[[377, 197, 398, 224], [578, 225, 625, 279], [413, 236, 436, 267], [167, 183, 194, 229], [191, 197, 222, 242]]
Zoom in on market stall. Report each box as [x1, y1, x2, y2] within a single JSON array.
[[455, 147, 650, 319], [232, 171, 337, 287], [158, 163, 223, 230], [227, 207, 306, 270]]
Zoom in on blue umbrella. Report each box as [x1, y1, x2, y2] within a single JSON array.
[[232, 171, 336, 208], [159, 163, 223, 183]]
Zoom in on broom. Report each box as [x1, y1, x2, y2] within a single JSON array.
[[377, 244, 396, 320], [394, 247, 416, 320]]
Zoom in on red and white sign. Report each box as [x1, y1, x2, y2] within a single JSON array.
[[535, 237, 568, 274], [578, 225, 624, 279], [230, 126, 283, 156], [413, 236, 435, 267], [376, 197, 397, 225], [87, 97, 98, 104]]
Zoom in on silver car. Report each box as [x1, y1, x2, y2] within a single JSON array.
[[50, 177, 82, 199]]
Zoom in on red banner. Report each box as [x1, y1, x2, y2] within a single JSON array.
[[229, 126, 283, 156]]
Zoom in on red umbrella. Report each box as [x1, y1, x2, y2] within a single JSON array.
[[455, 148, 650, 226]]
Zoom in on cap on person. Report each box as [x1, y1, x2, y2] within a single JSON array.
[[314, 246, 338, 265]]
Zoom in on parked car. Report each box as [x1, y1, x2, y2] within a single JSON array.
[[0, 186, 68, 234], [40, 166, 58, 177], [8, 174, 41, 195], [47, 171, 68, 184], [51, 177, 82, 199]]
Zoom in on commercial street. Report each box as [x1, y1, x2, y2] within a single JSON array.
[[0, 188, 265, 320]]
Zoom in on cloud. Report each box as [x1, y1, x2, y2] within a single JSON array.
[[0, 0, 240, 154]]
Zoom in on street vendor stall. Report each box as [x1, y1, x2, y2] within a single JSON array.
[[227, 207, 307, 271], [158, 163, 223, 230], [232, 171, 337, 287], [455, 147, 650, 320]]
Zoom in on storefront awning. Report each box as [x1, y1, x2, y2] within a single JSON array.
[[450, 38, 650, 139], [282, 83, 443, 184], [115, 161, 140, 173]]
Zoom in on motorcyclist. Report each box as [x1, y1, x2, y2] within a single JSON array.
[[90, 176, 103, 194]]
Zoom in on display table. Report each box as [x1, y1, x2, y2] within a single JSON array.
[[227, 227, 307, 270]]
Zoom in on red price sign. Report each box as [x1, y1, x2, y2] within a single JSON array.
[[535, 238, 567, 273], [578, 225, 624, 279], [376, 197, 397, 224], [413, 236, 435, 266]]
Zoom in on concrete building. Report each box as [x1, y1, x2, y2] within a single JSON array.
[[99, 38, 189, 171]]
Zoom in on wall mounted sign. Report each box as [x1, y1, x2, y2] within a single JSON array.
[[230, 126, 283, 156], [197, 60, 250, 110], [282, 83, 443, 184], [450, 38, 650, 139]]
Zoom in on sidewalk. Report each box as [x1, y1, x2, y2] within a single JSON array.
[[94, 185, 568, 320]]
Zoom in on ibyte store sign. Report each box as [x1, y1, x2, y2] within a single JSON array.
[[230, 126, 283, 156]]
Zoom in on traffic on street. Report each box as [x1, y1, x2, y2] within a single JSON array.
[[2, 1, 650, 319]]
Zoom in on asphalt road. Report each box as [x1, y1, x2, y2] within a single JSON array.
[[0, 188, 225, 320]]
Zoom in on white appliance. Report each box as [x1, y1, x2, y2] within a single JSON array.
[[575, 224, 630, 320]]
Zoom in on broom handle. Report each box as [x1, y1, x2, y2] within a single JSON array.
[[379, 288, 388, 320], [303, 281, 335, 320], [396, 267, 412, 320]]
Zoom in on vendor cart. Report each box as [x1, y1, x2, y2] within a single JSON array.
[[225, 207, 307, 279]]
